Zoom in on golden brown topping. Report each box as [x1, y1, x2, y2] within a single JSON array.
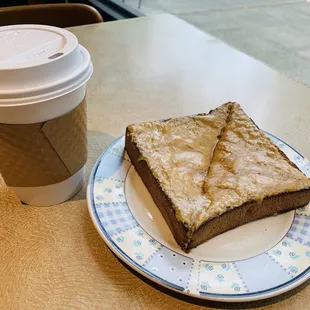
[[128, 102, 310, 231]]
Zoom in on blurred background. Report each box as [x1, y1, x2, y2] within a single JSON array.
[[2, 1, 310, 87]]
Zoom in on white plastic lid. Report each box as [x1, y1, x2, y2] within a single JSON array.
[[0, 24, 93, 106]]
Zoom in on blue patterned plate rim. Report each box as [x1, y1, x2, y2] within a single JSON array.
[[87, 132, 310, 303]]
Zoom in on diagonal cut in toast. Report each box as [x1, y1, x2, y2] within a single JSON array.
[[125, 102, 310, 252]]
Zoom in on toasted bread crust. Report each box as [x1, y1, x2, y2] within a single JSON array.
[[125, 128, 189, 249]]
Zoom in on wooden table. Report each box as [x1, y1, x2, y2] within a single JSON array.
[[1, 14, 310, 309]]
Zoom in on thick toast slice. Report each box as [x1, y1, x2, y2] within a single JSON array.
[[125, 103, 310, 252]]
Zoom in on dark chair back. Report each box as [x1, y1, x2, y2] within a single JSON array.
[[0, 4, 103, 28]]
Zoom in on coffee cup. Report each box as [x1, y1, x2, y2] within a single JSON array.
[[0, 24, 93, 206]]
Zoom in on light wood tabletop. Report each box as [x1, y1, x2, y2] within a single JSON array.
[[1, 14, 310, 309]]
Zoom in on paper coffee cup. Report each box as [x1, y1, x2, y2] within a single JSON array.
[[0, 25, 93, 206]]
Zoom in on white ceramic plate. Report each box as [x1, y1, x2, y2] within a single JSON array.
[[87, 133, 310, 303]]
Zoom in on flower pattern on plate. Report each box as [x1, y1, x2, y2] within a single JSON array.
[[94, 178, 126, 204], [111, 226, 160, 265], [297, 204, 310, 216], [108, 136, 131, 161], [199, 262, 247, 294], [109, 136, 126, 158], [267, 237, 310, 276]]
